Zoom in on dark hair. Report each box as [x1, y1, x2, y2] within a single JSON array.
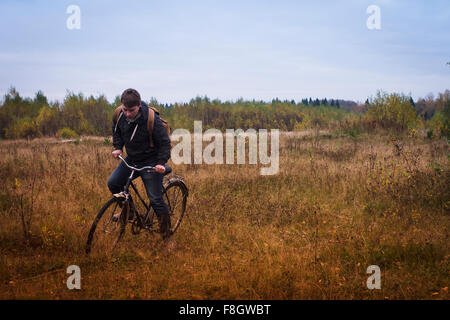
[[121, 88, 141, 108]]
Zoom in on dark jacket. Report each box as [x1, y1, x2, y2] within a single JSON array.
[[112, 102, 171, 166]]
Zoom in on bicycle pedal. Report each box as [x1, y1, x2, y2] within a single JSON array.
[[143, 222, 154, 229], [113, 192, 127, 199], [112, 213, 120, 222]]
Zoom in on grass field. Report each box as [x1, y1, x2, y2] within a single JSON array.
[[0, 131, 448, 299]]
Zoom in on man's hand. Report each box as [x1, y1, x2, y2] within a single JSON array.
[[154, 165, 166, 174], [112, 149, 122, 159]]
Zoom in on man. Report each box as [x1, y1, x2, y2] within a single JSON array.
[[107, 88, 172, 239]]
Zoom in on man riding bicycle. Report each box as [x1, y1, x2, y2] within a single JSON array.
[[107, 88, 172, 239]]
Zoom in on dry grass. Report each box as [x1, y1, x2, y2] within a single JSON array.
[[0, 132, 448, 299]]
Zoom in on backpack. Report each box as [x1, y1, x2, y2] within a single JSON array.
[[114, 104, 171, 148]]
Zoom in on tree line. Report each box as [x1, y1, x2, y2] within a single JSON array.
[[0, 87, 448, 139]]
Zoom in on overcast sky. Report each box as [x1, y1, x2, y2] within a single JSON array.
[[0, 0, 449, 104]]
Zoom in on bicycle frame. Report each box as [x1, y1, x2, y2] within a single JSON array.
[[115, 155, 158, 232]]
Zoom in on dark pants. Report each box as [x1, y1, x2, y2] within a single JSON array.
[[107, 157, 169, 214]]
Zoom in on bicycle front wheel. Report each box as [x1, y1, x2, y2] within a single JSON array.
[[85, 198, 129, 254]]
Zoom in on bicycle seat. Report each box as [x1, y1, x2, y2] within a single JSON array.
[[164, 164, 172, 175]]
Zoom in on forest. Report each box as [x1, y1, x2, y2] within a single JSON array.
[[0, 87, 448, 139]]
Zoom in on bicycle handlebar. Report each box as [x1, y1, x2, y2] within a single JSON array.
[[118, 155, 155, 172]]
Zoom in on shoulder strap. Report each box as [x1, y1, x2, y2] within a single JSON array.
[[114, 105, 123, 133], [147, 107, 158, 147]]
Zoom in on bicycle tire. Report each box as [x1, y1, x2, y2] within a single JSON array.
[[85, 197, 129, 254], [163, 179, 188, 235]]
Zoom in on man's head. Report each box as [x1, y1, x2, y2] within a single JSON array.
[[121, 88, 141, 120]]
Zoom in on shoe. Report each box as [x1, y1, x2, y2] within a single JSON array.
[[157, 211, 172, 240]]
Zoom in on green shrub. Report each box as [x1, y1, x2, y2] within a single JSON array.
[[103, 137, 112, 146], [4, 120, 41, 139], [56, 127, 79, 139], [367, 91, 418, 131], [428, 109, 450, 139]]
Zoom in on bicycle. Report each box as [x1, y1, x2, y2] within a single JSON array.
[[85, 155, 188, 254]]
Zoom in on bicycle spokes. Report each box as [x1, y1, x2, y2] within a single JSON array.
[[166, 185, 182, 214], [102, 202, 121, 233], [85, 199, 129, 255]]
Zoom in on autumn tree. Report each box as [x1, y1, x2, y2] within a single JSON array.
[[367, 91, 418, 130]]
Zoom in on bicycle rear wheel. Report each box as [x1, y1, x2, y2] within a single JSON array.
[[85, 198, 129, 254], [163, 179, 188, 234]]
